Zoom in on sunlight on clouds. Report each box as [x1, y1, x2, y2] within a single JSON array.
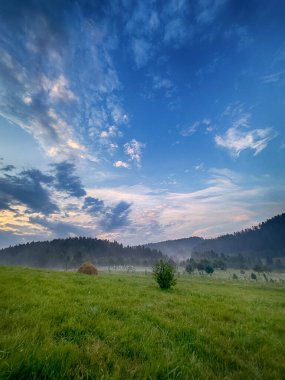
[[85, 173, 276, 245], [46, 109, 92, 159], [113, 161, 129, 169], [1, 165, 282, 246], [0, 208, 46, 235], [232, 213, 252, 222], [43, 75, 78, 102], [67, 139, 86, 151]]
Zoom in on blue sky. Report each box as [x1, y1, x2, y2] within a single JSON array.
[[0, 0, 284, 248]]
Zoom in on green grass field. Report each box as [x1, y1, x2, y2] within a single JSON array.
[[0, 266, 284, 379]]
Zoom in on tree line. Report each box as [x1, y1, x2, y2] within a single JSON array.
[[0, 237, 166, 269]]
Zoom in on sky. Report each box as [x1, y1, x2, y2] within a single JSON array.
[[0, 0, 285, 248]]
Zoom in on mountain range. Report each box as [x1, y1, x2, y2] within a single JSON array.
[[146, 213, 285, 260]]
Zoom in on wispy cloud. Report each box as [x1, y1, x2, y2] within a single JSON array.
[[0, 1, 131, 167], [86, 169, 284, 245], [262, 70, 285, 84], [42, 75, 77, 103], [215, 119, 276, 157], [121, 0, 229, 68], [152, 75, 173, 91], [131, 38, 151, 69], [196, 0, 228, 25], [164, 18, 189, 45], [180, 119, 211, 137]]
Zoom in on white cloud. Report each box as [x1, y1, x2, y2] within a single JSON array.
[[23, 95, 32, 105], [215, 124, 276, 157], [124, 139, 145, 167], [113, 161, 129, 169]]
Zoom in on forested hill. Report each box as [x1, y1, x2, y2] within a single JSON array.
[[0, 237, 165, 269], [146, 213, 285, 260]]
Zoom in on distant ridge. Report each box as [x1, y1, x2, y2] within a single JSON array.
[[145, 213, 285, 260]]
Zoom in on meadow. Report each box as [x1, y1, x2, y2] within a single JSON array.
[[0, 266, 284, 379]]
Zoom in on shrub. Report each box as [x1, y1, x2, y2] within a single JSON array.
[[232, 273, 238, 280], [205, 264, 214, 274], [78, 262, 98, 275], [251, 272, 257, 280], [153, 260, 176, 289]]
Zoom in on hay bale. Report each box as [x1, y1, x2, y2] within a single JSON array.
[[78, 262, 98, 275]]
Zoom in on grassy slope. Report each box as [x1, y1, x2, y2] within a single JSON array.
[[0, 266, 284, 380]]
